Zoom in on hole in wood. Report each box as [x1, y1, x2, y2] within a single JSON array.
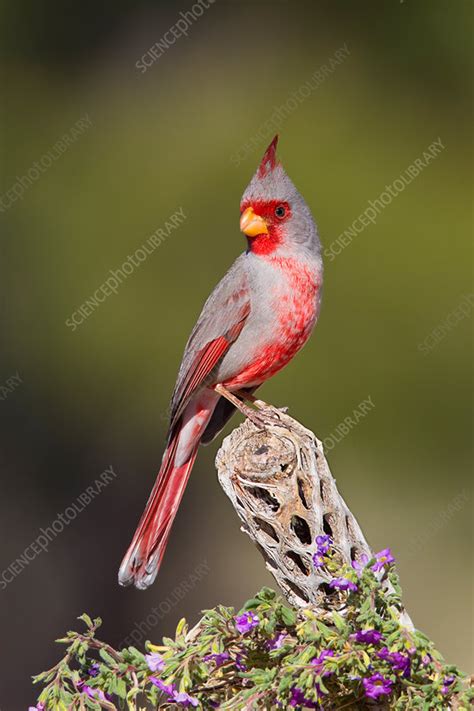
[[290, 515, 312, 545], [254, 517, 279, 542], [283, 578, 309, 603], [244, 486, 280, 512], [323, 514, 333, 537], [319, 582, 336, 597], [350, 546, 358, 562], [286, 550, 310, 576], [297, 478, 309, 509]]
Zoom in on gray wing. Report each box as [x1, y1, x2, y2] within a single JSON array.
[[168, 254, 251, 431]]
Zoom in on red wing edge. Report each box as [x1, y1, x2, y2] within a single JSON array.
[[169, 303, 250, 431]]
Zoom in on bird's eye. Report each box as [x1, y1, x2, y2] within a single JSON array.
[[274, 205, 286, 219]]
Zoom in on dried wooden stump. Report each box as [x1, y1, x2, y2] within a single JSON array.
[[216, 407, 412, 628]]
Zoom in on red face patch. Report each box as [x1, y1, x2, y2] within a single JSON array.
[[240, 199, 291, 255]]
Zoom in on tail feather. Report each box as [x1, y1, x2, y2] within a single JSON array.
[[118, 431, 198, 590]]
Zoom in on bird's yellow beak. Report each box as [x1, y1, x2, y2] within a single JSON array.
[[240, 207, 269, 237]]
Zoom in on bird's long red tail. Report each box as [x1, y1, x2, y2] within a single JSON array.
[[118, 427, 199, 590]]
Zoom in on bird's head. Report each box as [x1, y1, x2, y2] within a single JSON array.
[[239, 135, 321, 258]]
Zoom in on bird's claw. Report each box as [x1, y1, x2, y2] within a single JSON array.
[[253, 399, 288, 414], [216, 386, 288, 428], [249, 400, 287, 427]]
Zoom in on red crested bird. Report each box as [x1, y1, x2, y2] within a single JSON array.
[[119, 136, 323, 590]]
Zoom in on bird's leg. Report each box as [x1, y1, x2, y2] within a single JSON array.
[[214, 384, 266, 427], [215, 385, 284, 428]]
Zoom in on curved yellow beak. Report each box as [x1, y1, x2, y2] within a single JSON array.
[[240, 207, 269, 237]]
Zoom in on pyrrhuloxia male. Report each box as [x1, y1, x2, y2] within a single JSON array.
[[119, 136, 323, 590]]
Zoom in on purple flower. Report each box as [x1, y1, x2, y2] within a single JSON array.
[[313, 535, 333, 569], [422, 653, 432, 666], [371, 548, 395, 572], [77, 681, 107, 700], [267, 632, 286, 650], [204, 651, 230, 666], [390, 652, 411, 676], [362, 673, 393, 700], [316, 534, 332, 554], [353, 629, 383, 645], [235, 611, 259, 634], [312, 553, 325, 568], [351, 553, 369, 576], [145, 651, 165, 673], [377, 647, 410, 677], [289, 686, 321, 708], [328, 577, 358, 592], [88, 662, 100, 677], [311, 649, 335, 676], [173, 691, 199, 707], [150, 677, 176, 696], [441, 675, 456, 695], [28, 705, 45, 711], [235, 654, 247, 671], [149, 679, 200, 707]]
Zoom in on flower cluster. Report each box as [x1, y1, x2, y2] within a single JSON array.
[[312, 534, 400, 604], [352, 547, 396, 576], [29, 560, 473, 710]]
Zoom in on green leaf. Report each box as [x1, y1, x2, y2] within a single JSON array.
[[316, 620, 333, 637], [115, 677, 127, 699], [99, 648, 117, 666], [242, 598, 263, 611], [257, 587, 277, 601], [78, 613, 93, 628], [175, 617, 187, 637], [280, 606, 297, 626], [331, 611, 347, 633]]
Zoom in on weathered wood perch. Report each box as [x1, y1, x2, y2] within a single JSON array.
[[216, 406, 413, 629]]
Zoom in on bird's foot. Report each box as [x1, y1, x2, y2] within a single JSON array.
[[251, 400, 288, 427], [239, 404, 284, 430], [242, 406, 272, 430], [215, 385, 287, 429]]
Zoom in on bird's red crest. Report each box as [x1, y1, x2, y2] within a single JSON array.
[[258, 135, 279, 178]]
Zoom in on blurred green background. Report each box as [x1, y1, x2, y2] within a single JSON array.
[[0, 0, 472, 707]]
